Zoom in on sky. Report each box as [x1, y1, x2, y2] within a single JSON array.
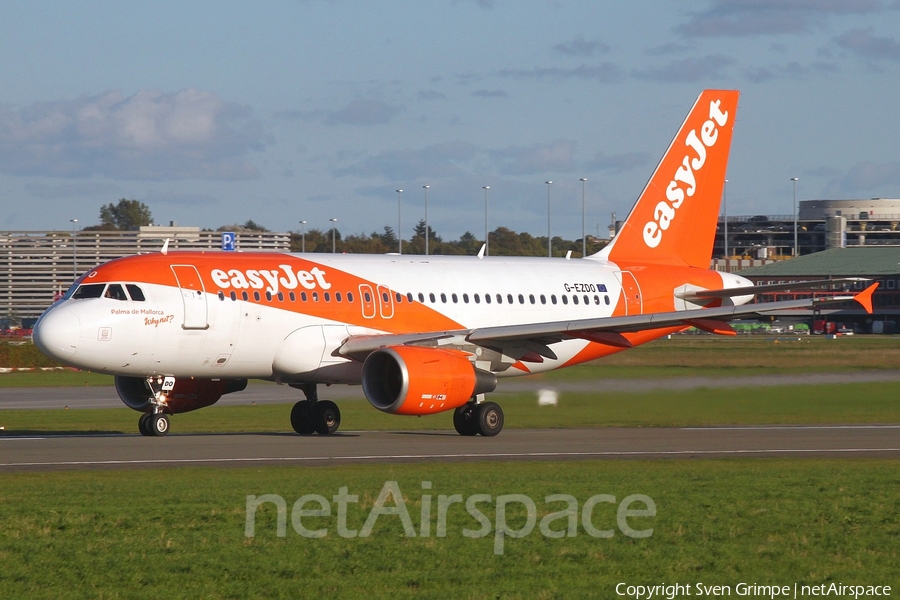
[[2, 0, 900, 241]]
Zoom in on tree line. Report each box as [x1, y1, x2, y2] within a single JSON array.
[[83, 199, 608, 258]]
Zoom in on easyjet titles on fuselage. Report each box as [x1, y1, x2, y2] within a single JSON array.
[[211, 265, 332, 295], [642, 98, 730, 249]]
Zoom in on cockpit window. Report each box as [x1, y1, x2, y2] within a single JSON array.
[[126, 284, 146, 302], [72, 284, 105, 299], [105, 284, 128, 301]]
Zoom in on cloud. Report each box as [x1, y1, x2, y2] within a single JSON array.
[[553, 36, 610, 57], [742, 61, 818, 82], [497, 63, 625, 83], [826, 161, 900, 194], [645, 42, 695, 56], [586, 151, 652, 174], [417, 90, 447, 100], [143, 191, 220, 207], [471, 89, 508, 98], [632, 54, 736, 82], [489, 140, 578, 176], [0, 89, 267, 180], [334, 140, 478, 180], [677, 0, 885, 37], [325, 98, 402, 126], [25, 181, 122, 199], [834, 27, 900, 60]]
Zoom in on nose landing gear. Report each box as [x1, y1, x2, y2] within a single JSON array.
[[137, 376, 173, 437]]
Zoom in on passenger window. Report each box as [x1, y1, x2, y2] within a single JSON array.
[[242, 291, 249, 301], [474, 294, 481, 304], [429, 293, 436, 303], [485, 294, 491, 304], [562, 295, 568, 305], [335, 292, 342, 303], [126, 284, 146, 301], [440, 293, 447, 303], [529, 294, 535, 304], [382, 292, 389, 303], [289, 292, 296, 302], [551, 295, 557, 305], [407, 292, 414, 302], [583, 295, 589, 305], [395, 293, 403, 303], [540, 294, 546, 305], [518, 294, 524, 304], [418, 293, 425, 302], [278, 292, 285, 302], [507, 294, 514, 304], [265, 291, 272, 301], [604, 295, 610, 305], [231, 291, 237, 301], [324, 292, 331, 302], [593, 295, 600, 305], [347, 292, 354, 303], [463, 294, 469, 304], [301, 292, 308, 302], [254, 291, 261, 301], [312, 292, 319, 302], [496, 294, 503, 304], [218, 291, 225, 301], [105, 284, 128, 301], [573, 295, 579, 305]]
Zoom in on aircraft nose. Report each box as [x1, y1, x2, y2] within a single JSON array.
[[33, 308, 80, 360]]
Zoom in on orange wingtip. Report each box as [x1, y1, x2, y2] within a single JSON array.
[[854, 282, 879, 314]]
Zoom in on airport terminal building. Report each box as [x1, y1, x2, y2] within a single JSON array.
[[1, 226, 290, 325]]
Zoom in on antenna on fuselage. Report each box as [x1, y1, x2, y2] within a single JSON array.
[[161, 238, 169, 256]]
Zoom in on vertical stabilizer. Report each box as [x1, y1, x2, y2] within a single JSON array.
[[594, 90, 739, 268]]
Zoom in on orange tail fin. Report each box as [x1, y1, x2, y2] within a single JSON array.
[[594, 90, 739, 268]]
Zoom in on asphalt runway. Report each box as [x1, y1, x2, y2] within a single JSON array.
[[2, 425, 898, 472]]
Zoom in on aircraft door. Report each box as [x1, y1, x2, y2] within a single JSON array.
[[171, 265, 209, 330], [618, 271, 643, 315], [377, 285, 394, 319], [359, 284, 376, 319]]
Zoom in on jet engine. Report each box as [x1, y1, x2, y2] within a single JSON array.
[[114, 376, 248, 414], [362, 346, 496, 415]]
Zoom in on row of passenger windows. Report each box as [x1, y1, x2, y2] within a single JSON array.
[[217, 289, 612, 307], [72, 283, 146, 302]]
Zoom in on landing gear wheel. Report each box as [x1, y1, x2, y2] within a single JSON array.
[[150, 413, 169, 437], [138, 413, 153, 436], [453, 404, 479, 436], [290, 400, 316, 435], [474, 402, 504, 437], [313, 401, 341, 435]]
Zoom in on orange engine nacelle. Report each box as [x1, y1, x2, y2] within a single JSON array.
[[115, 376, 248, 414], [362, 346, 497, 416]]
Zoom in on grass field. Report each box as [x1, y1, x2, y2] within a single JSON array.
[[3, 381, 900, 435], [1, 460, 898, 598]]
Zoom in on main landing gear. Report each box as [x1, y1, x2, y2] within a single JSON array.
[[137, 376, 174, 437], [290, 383, 341, 435], [453, 400, 504, 437]]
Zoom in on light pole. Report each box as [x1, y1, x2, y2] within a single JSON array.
[[298, 220, 307, 253], [69, 219, 78, 279], [723, 179, 728, 258], [396, 189, 403, 254], [330, 218, 338, 254], [483, 186, 490, 256], [545, 181, 553, 257], [580, 178, 587, 257], [422, 185, 430, 256], [791, 177, 799, 256]]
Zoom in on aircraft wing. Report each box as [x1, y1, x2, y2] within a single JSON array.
[[340, 284, 878, 359], [676, 277, 868, 302]]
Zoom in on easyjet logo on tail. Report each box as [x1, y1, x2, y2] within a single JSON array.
[[642, 99, 730, 249], [211, 265, 332, 294]]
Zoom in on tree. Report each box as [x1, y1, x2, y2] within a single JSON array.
[[217, 220, 270, 232], [98, 199, 153, 230]]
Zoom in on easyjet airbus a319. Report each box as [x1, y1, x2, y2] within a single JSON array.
[[34, 90, 876, 437]]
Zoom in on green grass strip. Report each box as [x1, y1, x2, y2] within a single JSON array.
[[1, 460, 897, 598]]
